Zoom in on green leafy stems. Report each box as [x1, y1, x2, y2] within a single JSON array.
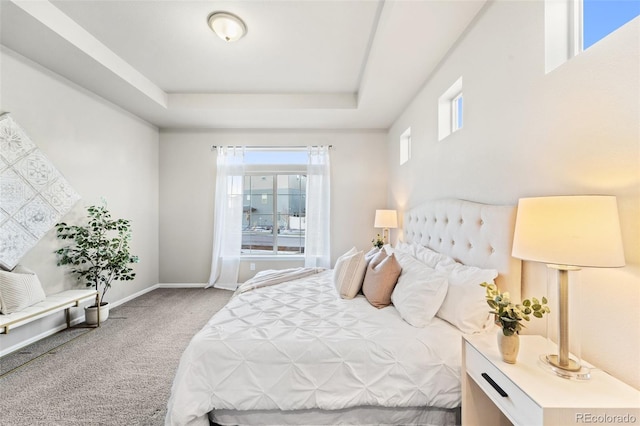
[[481, 282, 550, 336], [372, 234, 384, 249], [55, 202, 139, 307]]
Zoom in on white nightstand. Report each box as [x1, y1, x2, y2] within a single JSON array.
[[462, 334, 640, 426]]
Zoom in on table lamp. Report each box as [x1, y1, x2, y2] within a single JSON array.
[[511, 196, 625, 379], [374, 209, 398, 245]]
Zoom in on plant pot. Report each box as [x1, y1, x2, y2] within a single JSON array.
[[497, 329, 519, 364], [85, 303, 109, 325]]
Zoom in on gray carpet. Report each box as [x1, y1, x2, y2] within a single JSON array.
[[1, 327, 92, 377], [0, 287, 233, 426]]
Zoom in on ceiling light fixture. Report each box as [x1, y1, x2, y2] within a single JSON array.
[[208, 12, 247, 42]]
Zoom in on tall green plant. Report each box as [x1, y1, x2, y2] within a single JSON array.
[[55, 203, 139, 307]]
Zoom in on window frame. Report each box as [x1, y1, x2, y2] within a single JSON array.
[[545, 0, 639, 73], [400, 127, 412, 165], [451, 92, 463, 133], [438, 77, 463, 141], [241, 169, 307, 258]]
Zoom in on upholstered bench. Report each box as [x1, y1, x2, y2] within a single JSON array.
[[0, 289, 98, 334]]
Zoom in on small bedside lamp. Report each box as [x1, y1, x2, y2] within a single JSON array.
[[374, 209, 398, 245], [512, 196, 625, 379]]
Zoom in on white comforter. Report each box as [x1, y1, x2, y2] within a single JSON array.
[[166, 270, 463, 426]]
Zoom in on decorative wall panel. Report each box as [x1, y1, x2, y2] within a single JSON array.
[[0, 113, 80, 270]]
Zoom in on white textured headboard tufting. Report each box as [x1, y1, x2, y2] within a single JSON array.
[[402, 199, 521, 301]]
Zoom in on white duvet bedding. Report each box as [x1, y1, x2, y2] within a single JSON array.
[[166, 270, 463, 426]]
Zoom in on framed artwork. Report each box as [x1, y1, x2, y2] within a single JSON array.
[[0, 113, 80, 270]]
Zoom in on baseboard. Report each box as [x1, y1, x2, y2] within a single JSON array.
[[157, 283, 207, 288], [108, 284, 160, 309]]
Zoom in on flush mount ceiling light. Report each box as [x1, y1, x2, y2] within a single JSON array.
[[208, 12, 247, 42]]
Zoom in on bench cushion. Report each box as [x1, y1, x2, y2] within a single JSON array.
[[0, 266, 46, 314], [0, 289, 97, 333]]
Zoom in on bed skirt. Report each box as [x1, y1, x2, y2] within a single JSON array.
[[210, 405, 461, 426]]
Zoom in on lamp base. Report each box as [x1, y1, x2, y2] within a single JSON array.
[[540, 355, 591, 380]]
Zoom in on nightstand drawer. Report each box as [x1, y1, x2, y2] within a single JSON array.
[[465, 341, 542, 426]]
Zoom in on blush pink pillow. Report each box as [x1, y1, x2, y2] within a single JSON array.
[[362, 253, 402, 309]]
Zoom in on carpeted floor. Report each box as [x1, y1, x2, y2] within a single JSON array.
[[1, 327, 92, 377], [0, 287, 233, 426]]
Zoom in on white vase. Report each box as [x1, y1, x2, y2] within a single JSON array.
[[497, 329, 519, 364], [85, 303, 109, 325]]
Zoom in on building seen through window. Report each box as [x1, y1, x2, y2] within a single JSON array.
[[241, 150, 308, 256]]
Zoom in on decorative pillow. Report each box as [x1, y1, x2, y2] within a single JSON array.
[[362, 253, 402, 309], [0, 265, 46, 314], [436, 263, 499, 334], [391, 253, 449, 327], [333, 247, 368, 299]]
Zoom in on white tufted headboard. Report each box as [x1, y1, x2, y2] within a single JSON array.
[[402, 199, 521, 301]]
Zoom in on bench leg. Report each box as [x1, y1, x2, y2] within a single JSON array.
[[65, 308, 71, 328]]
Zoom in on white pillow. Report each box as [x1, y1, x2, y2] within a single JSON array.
[[333, 247, 368, 299], [0, 265, 46, 314], [392, 241, 415, 257], [364, 247, 381, 262], [435, 263, 498, 334], [391, 253, 449, 327], [413, 244, 457, 269]]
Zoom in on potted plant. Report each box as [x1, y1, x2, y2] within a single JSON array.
[[480, 282, 550, 363], [55, 202, 139, 325], [371, 234, 384, 249]]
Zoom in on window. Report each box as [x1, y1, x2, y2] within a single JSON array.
[[400, 127, 411, 165], [242, 173, 306, 256], [583, 0, 639, 50], [438, 77, 463, 141], [452, 93, 463, 133], [545, 0, 639, 72], [241, 151, 307, 256]]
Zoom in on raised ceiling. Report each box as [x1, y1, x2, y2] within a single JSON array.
[[1, 0, 486, 130]]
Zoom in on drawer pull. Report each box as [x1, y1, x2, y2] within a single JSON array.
[[481, 373, 508, 397]]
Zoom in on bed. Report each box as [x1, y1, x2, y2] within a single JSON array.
[[166, 199, 521, 426]]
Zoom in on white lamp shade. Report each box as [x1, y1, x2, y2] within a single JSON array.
[[512, 196, 625, 268], [374, 209, 398, 229]]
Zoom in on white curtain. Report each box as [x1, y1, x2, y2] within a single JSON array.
[[207, 146, 245, 289], [304, 146, 331, 268]]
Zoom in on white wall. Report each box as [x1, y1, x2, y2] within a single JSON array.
[[387, 2, 639, 389], [0, 48, 160, 349], [159, 130, 388, 283]]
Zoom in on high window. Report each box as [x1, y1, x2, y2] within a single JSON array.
[[400, 127, 411, 165], [451, 93, 463, 133], [583, 0, 639, 50], [438, 77, 463, 141], [545, 0, 639, 73]]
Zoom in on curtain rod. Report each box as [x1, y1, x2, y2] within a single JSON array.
[[211, 145, 333, 151]]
